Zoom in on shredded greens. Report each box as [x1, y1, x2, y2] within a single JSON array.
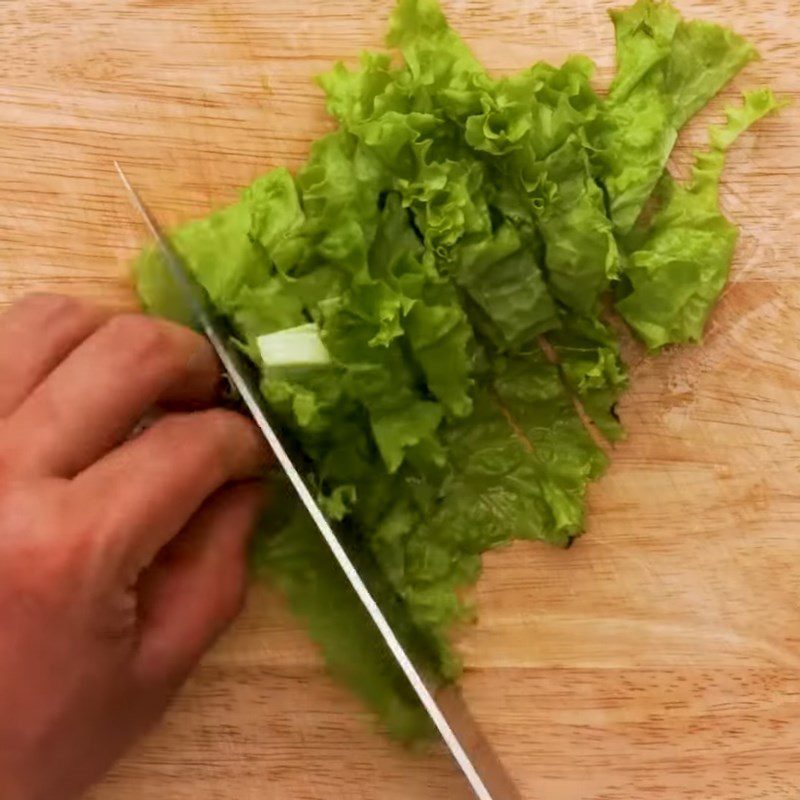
[[136, 0, 781, 739]]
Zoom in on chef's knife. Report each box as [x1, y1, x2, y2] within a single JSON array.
[[115, 161, 520, 800]]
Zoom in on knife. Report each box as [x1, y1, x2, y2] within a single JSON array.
[[115, 161, 521, 800]]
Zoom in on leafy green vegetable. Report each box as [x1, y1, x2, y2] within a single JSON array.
[[251, 483, 438, 742], [598, 0, 758, 233], [135, 0, 780, 739], [616, 89, 784, 349], [549, 313, 629, 441]]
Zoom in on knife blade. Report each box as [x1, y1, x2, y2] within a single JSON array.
[[115, 161, 520, 800]]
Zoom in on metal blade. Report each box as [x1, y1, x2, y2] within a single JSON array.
[[115, 163, 507, 800]]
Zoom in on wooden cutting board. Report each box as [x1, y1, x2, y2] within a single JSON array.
[[1, 1, 798, 798]]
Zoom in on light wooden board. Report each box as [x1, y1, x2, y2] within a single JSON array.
[[1, 1, 799, 798]]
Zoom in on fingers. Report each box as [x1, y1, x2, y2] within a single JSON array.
[[74, 408, 271, 573], [0, 294, 108, 418], [3, 313, 223, 477], [132, 481, 267, 687]]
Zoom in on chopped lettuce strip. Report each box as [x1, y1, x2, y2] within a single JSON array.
[[598, 0, 758, 233], [549, 313, 629, 441], [537, 136, 620, 314], [134, 0, 779, 739], [368, 352, 606, 669], [616, 90, 783, 349]]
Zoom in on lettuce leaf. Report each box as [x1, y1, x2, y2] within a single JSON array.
[[597, 0, 758, 233], [251, 485, 438, 742], [616, 90, 783, 349], [549, 313, 629, 441]]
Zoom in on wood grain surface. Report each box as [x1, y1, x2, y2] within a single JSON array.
[[1, 1, 799, 798]]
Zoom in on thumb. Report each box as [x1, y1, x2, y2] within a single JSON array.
[[132, 480, 268, 689]]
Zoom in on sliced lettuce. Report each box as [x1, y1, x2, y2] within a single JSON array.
[[548, 313, 629, 441], [453, 224, 559, 346], [537, 136, 620, 314], [616, 90, 783, 350], [251, 485, 437, 742], [134, 0, 779, 740], [598, 0, 758, 232]]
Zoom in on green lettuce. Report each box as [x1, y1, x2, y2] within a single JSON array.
[[597, 0, 758, 233], [549, 313, 629, 441], [135, 0, 780, 739], [616, 90, 784, 349]]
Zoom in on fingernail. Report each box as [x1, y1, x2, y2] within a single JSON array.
[[217, 373, 240, 406]]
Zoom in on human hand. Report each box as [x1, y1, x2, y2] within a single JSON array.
[[0, 294, 271, 800]]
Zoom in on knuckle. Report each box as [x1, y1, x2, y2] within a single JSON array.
[[105, 314, 172, 365], [202, 408, 250, 445], [146, 409, 261, 482], [0, 428, 35, 482], [0, 482, 78, 592], [0, 420, 50, 481], [204, 407, 247, 435], [0, 426, 12, 480], [18, 292, 83, 323], [201, 409, 258, 466], [217, 569, 248, 622]]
